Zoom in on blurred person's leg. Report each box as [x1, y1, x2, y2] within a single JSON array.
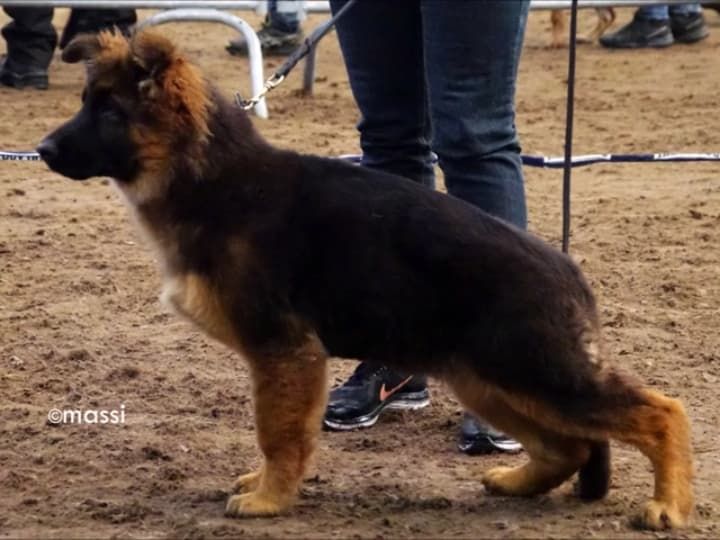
[[1, 7, 56, 89], [422, 0, 528, 228], [638, 5, 671, 20], [227, 0, 304, 57], [270, 0, 302, 34], [330, 0, 434, 187], [59, 9, 137, 50]]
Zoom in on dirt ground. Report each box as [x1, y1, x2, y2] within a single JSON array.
[[1, 7, 719, 539]]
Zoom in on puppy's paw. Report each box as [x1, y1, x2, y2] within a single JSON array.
[[632, 499, 688, 530], [482, 466, 522, 496], [231, 470, 262, 493], [225, 492, 285, 518]]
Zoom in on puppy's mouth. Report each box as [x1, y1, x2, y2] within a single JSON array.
[[42, 160, 95, 181], [37, 142, 103, 181]]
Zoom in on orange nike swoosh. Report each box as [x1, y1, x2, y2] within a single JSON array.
[[379, 375, 413, 402]]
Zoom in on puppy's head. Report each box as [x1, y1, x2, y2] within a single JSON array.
[[38, 29, 211, 185]]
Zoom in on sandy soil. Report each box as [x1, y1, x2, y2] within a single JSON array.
[[1, 8, 719, 539]]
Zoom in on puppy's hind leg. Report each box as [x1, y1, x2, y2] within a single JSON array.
[[463, 370, 693, 529], [521, 370, 694, 529], [540, 379, 693, 529], [225, 335, 328, 517], [448, 376, 596, 497], [605, 387, 694, 530]]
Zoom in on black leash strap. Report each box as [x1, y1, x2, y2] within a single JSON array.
[[236, 0, 358, 109], [562, 0, 579, 254]]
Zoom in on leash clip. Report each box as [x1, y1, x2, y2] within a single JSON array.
[[235, 73, 286, 111]]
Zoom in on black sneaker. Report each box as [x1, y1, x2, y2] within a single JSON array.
[[458, 413, 523, 455], [323, 363, 430, 431], [0, 57, 48, 90], [226, 19, 304, 57], [599, 14, 674, 49], [670, 13, 709, 44]]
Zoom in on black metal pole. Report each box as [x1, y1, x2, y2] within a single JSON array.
[[562, 0, 579, 253]]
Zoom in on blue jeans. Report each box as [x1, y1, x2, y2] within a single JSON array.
[[638, 3, 702, 20], [329, 0, 529, 229], [268, 0, 301, 34]]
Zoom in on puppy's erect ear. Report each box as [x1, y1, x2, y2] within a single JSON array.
[[131, 31, 176, 80], [129, 30, 210, 137], [130, 31, 179, 100], [62, 33, 102, 63]]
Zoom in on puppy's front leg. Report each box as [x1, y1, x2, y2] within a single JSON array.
[[226, 336, 328, 517]]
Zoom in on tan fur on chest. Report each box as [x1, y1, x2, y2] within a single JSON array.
[[112, 170, 172, 208], [161, 273, 240, 351]]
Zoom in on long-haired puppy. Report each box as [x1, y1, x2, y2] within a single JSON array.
[[38, 30, 693, 530], [551, 8, 616, 47]]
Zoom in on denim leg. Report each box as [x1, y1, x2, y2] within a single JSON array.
[[269, 0, 302, 34], [637, 5, 670, 20], [2, 7, 57, 70], [330, 0, 434, 187], [421, 0, 529, 229]]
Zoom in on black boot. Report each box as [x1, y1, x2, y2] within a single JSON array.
[[0, 56, 49, 90], [1, 7, 55, 89]]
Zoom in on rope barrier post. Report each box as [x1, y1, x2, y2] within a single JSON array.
[[302, 43, 318, 96], [561, 0, 579, 254]]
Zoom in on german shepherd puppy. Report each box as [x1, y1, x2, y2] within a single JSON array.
[[38, 30, 693, 529]]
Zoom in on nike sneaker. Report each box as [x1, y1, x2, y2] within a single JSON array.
[[323, 363, 430, 431]]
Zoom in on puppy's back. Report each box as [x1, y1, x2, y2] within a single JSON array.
[[278, 157, 599, 386]]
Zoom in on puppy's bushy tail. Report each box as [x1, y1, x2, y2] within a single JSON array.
[[577, 440, 611, 500]]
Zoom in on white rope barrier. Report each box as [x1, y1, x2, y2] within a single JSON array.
[[7, 151, 720, 167]]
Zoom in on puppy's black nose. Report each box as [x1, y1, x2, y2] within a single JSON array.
[[36, 139, 58, 162]]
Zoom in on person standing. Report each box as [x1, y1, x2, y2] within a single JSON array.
[[1, 7, 136, 89], [324, 0, 529, 455]]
